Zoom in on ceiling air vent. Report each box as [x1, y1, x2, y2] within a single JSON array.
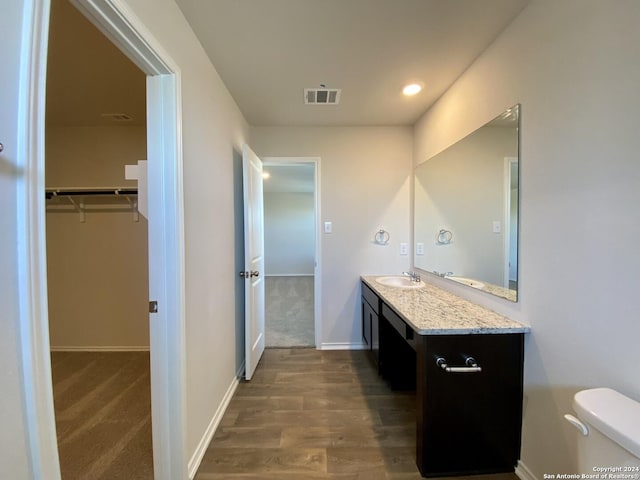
[[304, 88, 341, 105], [101, 113, 133, 122]]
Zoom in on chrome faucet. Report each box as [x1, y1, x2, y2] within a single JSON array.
[[433, 271, 453, 278], [402, 271, 421, 282]]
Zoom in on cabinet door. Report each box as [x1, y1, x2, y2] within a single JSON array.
[[361, 297, 372, 348], [416, 333, 524, 476], [361, 282, 381, 369], [371, 308, 379, 363]]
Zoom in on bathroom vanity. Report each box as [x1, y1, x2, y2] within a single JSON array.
[[361, 276, 529, 478]]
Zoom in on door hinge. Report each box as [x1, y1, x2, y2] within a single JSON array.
[[149, 301, 158, 313]]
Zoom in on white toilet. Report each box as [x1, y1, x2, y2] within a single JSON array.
[[565, 387, 640, 473]]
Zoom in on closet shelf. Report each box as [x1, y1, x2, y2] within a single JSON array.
[[45, 187, 140, 222], [45, 186, 138, 199]]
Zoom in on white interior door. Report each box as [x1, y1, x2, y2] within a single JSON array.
[[242, 144, 266, 380]]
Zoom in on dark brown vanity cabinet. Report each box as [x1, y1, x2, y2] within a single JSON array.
[[415, 332, 524, 477], [360, 281, 524, 478], [361, 282, 380, 367]]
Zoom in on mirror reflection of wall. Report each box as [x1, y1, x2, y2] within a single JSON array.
[[414, 104, 519, 301]]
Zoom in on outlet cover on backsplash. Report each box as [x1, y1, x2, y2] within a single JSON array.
[[400, 243, 409, 255]]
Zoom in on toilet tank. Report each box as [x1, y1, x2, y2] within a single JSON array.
[[569, 388, 640, 474]]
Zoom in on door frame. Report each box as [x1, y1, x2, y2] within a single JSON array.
[[503, 156, 518, 289], [17, 0, 187, 478], [262, 157, 322, 349]]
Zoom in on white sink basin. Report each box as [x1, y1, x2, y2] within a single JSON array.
[[375, 276, 425, 289], [448, 276, 485, 289]]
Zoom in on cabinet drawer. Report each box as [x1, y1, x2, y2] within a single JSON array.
[[417, 333, 524, 476], [361, 282, 380, 313], [382, 303, 416, 350]]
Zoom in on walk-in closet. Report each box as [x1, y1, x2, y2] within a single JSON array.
[[46, 1, 152, 477]]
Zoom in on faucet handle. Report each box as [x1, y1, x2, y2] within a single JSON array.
[[402, 271, 420, 282]]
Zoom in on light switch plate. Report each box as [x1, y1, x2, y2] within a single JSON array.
[[492, 221, 501, 233], [324, 221, 332, 234]]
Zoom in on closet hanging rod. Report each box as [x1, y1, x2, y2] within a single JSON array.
[[45, 187, 138, 200]]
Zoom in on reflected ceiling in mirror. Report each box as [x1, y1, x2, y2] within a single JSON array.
[[414, 104, 519, 301]]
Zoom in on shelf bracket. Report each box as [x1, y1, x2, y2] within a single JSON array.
[[67, 197, 86, 223], [126, 196, 139, 222]]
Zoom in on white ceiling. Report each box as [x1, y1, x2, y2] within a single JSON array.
[[174, 0, 529, 126], [47, 0, 529, 128]]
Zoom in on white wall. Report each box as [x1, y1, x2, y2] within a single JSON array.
[[121, 0, 251, 463], [413, 0, 640, 476], [0, 1, 35, 477], [46, 126, 149, 349], [264, 192, 314, 275], [251, 127, 413, 348]]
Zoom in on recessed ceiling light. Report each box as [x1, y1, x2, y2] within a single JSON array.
[[262, 171, 271, 179], [403, 83, 422, 96]]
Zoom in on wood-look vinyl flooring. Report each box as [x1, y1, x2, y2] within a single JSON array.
[[50, 351, 153, 480], [195, 348, 518, 480]]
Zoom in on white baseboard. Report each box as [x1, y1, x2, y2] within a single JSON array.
[[319, 342, 368, 350], [49, 345, 150, 352], [515, 460, 535, 480], [188, 361, 245, 479]]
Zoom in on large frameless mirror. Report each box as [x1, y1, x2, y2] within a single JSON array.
[[414, 104, 520, 301]]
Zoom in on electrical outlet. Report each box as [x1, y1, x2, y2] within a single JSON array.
[[492, 221, 501, 234], [416, 242, 425, 255], [400, 243, 409, 255]]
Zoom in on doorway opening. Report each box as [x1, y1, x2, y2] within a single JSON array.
[[18, 0, 186, 477], [45, 1, 152, 476], [504, 156, 518, 291], [262, 158, 320, 348]]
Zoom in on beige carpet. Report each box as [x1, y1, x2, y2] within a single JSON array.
[[51, 351, 153, 479], [265, 276, 315, 347]]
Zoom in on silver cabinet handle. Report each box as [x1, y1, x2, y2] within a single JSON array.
[[250, 270, 260, 278], [435, 355, 482, 373]]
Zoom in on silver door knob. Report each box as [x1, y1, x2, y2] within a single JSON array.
[[250, 271, 260, 278], [239, 271, 249, 278]]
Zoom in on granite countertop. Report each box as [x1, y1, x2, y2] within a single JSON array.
[[361, 275, 530, 335]]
